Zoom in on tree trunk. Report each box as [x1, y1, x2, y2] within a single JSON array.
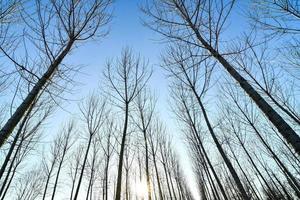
[[143, 129, 152, 200], [174, 8, 300, 154], [182, 99, 229, 200], [194, 94, 250, 200], [69, 163, 79, 200], [42, 162, 55, 200], [51, 153, 66, 200], [162, 162, 173, 199], [234, 99, 300, 196], [0, 134, 24, 198], [0, 164, 17, 200], [151, 147, 163, 200], [73, 136, 92, 200], [104, 155, 110, 200], [115, 103, 129, 200], [189, 22, 300, 154], [0, 103, 34, 179], [0, 39, 75, 147]]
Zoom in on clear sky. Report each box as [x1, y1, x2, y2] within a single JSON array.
[[50, 0, 199, 197], [3, 1, 300, 199], [45, 0, 250, 198], [65, 0, 169, 105]]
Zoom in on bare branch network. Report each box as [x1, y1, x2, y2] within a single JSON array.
[[0, 1, 299, 200]]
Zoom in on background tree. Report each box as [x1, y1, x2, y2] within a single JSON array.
[[134, 89, 156, 200], [73, 95, 107, 200], [103, 48, 151, 200]]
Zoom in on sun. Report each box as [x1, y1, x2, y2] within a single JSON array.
[[133, 180, 148, 198]]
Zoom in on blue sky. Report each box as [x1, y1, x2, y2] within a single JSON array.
[[52, 0, 198, 196], [66, 0, 168, 103], [2, 0, 299, 199], [47, 0, 251, 198]]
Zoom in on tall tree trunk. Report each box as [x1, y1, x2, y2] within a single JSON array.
[[42, 162, 55, 200], [0, 133, 24, 198], [151, 148, 163, 200], [0, 103, 34, 179], [115, 103, 129, 200], [69, 163, 79, 200], [182, 98, 229, 200], [104, 155, 110, 200], [194, 94, 250, 200], [184, 16, 300, 154], [125, 168, 129, 200], [143, 129, 152, 200], [233, 99, 300, 195], [73, 136, 92, 200], [86, 152, 96, 200], [51, 153, 66, 200], [86, 169, 94, 200], [162, 161, 173, 199], [0, 164, 17, 200], [0, 40, 75, 147]]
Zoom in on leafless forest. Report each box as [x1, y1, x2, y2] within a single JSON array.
[[0, 0, 299, 199]]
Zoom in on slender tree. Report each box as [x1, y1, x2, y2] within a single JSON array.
[[51, 121, 76, 200], [100, 119, 116, 200], [134, 89, 156, 200], [143, 0, 300, 155], [103, 48, 151, 200], [73, 95, 107, 200], [0, 0, 112, 147]]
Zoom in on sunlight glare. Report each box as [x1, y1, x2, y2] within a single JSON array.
[[133, 180, 148, 198]]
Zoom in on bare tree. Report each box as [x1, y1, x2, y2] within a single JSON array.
[[0, 0, 112, 147], [85, 137, 103, 200], [0, 102, 51, 200], [134, 89, 156, 200], [100, 118, 116, 200], [69, 146, 84, 200], [15, 167, 45, 200], [103, 48, 151, 200], [143, 0, 300, 155], [148, 121, 164, 200], [73, 95, 107, 200], [50, 121, 76, 200], [162, 44, 250, 199], [41, 133, 61, 200]]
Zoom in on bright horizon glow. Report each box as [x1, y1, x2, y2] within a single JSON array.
[[133, 179, 148, 198]]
